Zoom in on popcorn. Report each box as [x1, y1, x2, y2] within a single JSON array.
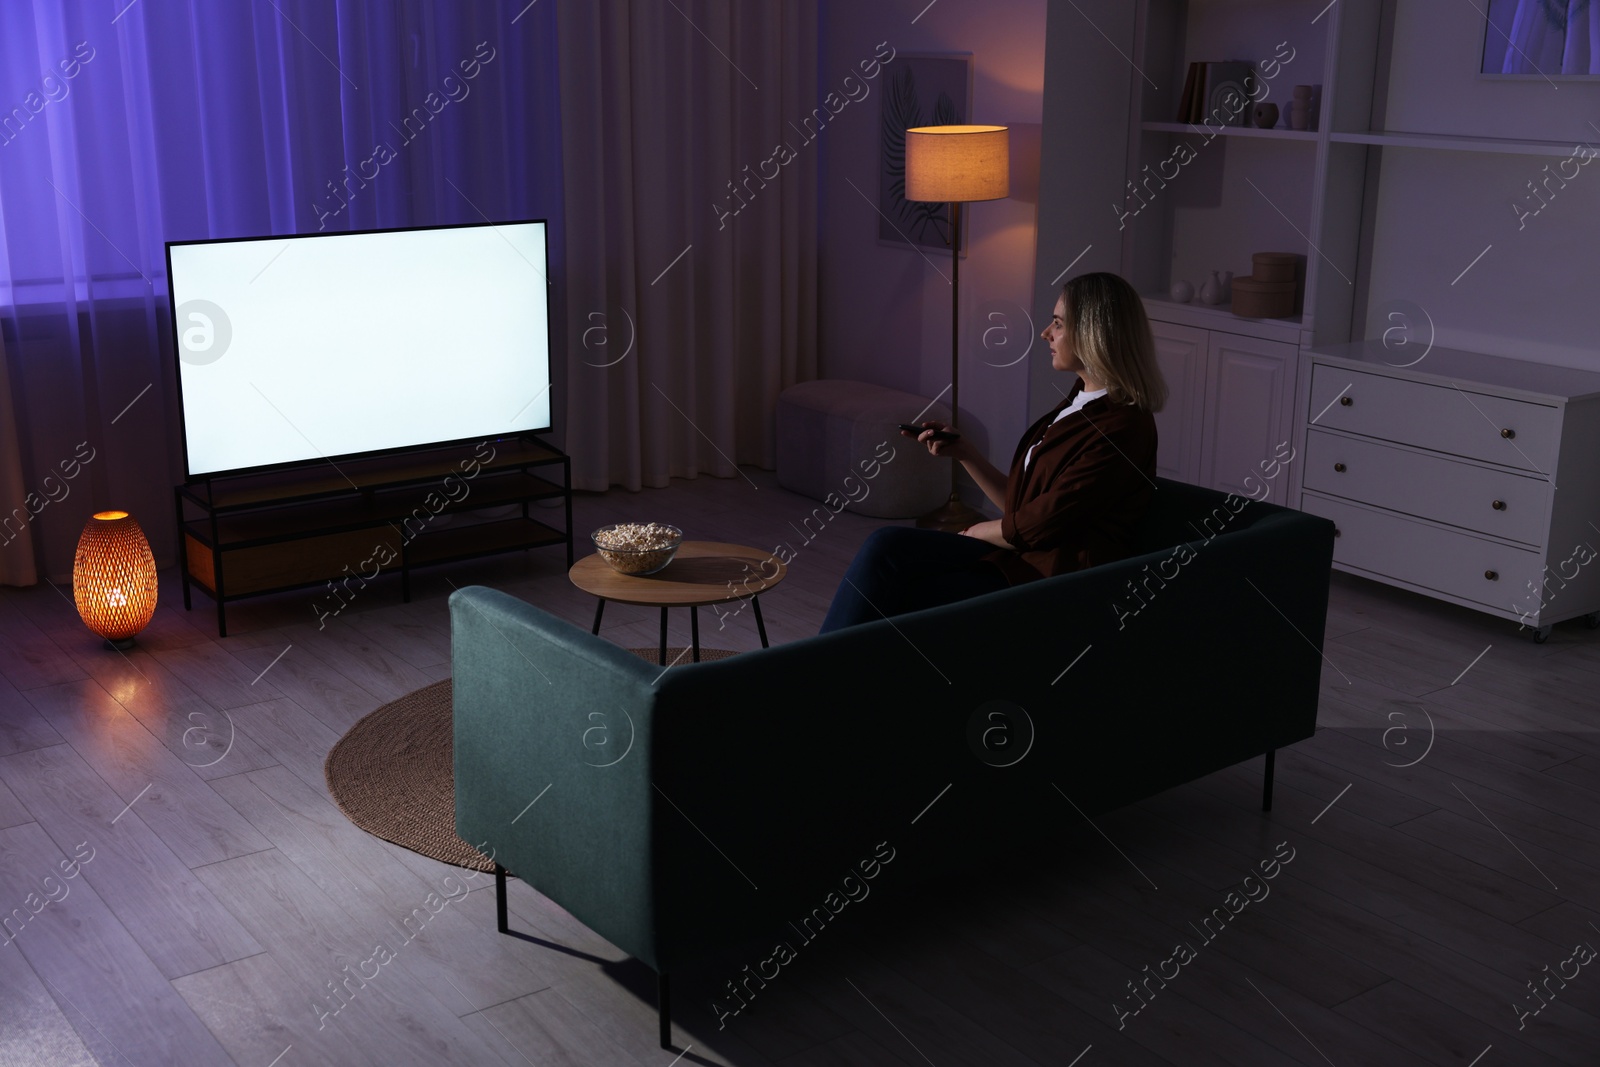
[[593, 523, 681, 574], [594, 522, 678, 550]]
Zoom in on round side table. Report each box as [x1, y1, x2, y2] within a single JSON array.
[[569, 541, 787, 665]]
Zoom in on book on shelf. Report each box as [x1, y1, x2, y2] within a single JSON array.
[[1176, 62, 1200, 124], [1179, 61, 1256, 127]]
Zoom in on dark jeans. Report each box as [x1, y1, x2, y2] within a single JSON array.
[[819, 526, 1009, 633]]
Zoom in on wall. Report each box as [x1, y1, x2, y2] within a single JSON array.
[[1361, 0, 1600, 365], [817, 0, 1047, 510], [1030, 0, 1140, 424]]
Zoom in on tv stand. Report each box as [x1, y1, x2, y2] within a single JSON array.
[[174, 438, 572, 637]]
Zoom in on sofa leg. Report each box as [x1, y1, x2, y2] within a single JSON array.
[[658, 972, 671, 1049], [1262, 749, 1276, 812], [495, 864, 509, 933]]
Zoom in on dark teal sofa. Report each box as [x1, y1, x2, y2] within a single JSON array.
[[451, 478, 1334, 1047]]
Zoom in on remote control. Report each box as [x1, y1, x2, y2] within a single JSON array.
[[898, 423, 960, 442]]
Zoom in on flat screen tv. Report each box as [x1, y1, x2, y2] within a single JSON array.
[[167, 220, 551, 479]]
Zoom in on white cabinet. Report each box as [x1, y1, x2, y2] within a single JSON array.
[[1199, 332, 1298, 504], [1296, 342, 1600, 639], [1150, 320, 1206, 484], [1150, 317, 1298, 504]]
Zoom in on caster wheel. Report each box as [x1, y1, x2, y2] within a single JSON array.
[[1585, 611, 1600, 629], [1534, 625, 1552, 644]]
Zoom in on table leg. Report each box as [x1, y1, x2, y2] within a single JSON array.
[[752, 596, 769, 648], [659, 607, 668, 667], [691, 606, 700, 663], [591, 598, 606, 635]]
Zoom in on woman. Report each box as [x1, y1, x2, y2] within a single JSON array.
[[818, 271, 1166, 633]]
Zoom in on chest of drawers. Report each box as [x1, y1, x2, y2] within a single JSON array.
[[1295, 343, 1600, 639]]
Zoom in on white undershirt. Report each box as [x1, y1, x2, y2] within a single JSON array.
[[1023, 387, 1107, 472]]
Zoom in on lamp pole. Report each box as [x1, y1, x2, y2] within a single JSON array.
[[918, 198, 982, 531], [903, 124, 1009, 531], [950, 197, 960, 440]]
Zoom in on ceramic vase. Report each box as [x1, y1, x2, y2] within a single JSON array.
[[1253, 102, 1279, 129], [1198, 271, 1223, 306], [1291, 85, 1313, 131], [1169, 280, 1194, 303]]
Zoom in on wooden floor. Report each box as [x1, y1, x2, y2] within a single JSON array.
[[2, 467, 1598, 1066]]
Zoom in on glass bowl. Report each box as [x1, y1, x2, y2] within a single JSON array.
[[591, 523, 684, 576]]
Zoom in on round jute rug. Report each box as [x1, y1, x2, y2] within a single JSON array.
[[323, 647, 738, 871]]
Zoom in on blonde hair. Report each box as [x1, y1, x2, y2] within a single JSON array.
[[1063, 272, 1168, 413]]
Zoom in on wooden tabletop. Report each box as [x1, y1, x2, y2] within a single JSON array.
[[568, 540, 787, 607]]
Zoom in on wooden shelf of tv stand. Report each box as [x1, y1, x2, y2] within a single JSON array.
[[181, 513, 567, 596], [183, 437, 568, 511], [175, 439, 573, 637], [184, 471, 565, 547]]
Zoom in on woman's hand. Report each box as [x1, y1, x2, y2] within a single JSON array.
[[902, 421, 973, 462], [900, 422, 1009, 511], [958, 518, 1011, 547]]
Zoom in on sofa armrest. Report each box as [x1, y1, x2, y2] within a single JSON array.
[[449, 585, 665, 968]]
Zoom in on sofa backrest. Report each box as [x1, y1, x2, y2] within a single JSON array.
[[1131, 477, 1279, 555], [635, 480, 1333, 963]]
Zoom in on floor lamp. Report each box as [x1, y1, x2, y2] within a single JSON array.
[[904, 124, 1010, 531]]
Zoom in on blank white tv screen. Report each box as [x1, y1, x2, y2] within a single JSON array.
[[168, 221, 551, 478]]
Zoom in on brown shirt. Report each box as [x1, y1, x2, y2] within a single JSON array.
[[986, 382, 1158, 584]]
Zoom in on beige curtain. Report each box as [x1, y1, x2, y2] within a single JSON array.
[[0, 331, 39, 586], [558, 0, 819, 491]]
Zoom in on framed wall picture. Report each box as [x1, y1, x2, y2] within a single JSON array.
[[878, 52, 975, 254], [1480, 0, 1600, 77]]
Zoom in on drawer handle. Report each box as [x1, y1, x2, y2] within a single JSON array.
[[1339, 396, 1353, 407], [1485, 570, 1499, 581], [1501, 428, 1515, 439], [1334, 462, 1347, 473], [1492, 500, 1506, 511]]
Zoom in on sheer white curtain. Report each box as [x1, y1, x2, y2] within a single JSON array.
[[0, 1, 564, 584], [558, 0, 819, 492], [1, 0, 818, 581]]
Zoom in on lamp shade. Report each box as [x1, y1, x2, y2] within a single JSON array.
[[73, 511, 157, 646], [904, 125, 1010, 203]]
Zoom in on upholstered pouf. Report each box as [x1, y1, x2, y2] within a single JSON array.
[[776, 380, 951, 518]]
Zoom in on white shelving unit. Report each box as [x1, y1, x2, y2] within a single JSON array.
[[1141, 122, 1320, 142], [1112, 0, 1344, 507], [1031, 0, 1600, 635], [1327, 130, 1595, 158], [1139, 296, 1301, 345]]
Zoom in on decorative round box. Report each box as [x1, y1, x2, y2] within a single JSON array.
[[1231, 277, 1297, 319], [1251, 252, 1300, 283]]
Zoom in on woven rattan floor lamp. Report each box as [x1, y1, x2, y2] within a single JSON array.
[[904, 124, 1010, 531], [73, 510, 158, 650]]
